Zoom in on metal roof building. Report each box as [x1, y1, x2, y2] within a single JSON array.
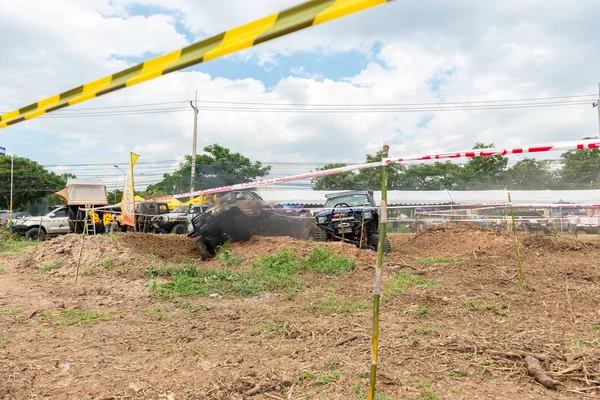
[[256, 189, 600, 206]]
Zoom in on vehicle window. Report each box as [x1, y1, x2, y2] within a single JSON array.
[[191, 206, 202, 213], [158, 204, 169, 214], [324, 194, 370, 208], [221, 192, 234, 202], [247, 192, 263, 200], [242, 193, 256, 201], [173, 205, 188, 213], [51, 208, 68, 218]]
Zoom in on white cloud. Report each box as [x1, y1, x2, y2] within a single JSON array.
[[1, 0, 599, 189]]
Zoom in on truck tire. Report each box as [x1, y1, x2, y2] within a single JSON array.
[[195, 238, 216, 261], [25, 227, 46, 241], [312, 227, 328, 242], [368, 233, 391, 253], [170, 223, 187, 235]]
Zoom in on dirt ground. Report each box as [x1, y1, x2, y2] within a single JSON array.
[[1, 225, 599, 399]]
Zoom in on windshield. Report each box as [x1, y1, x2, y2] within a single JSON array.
[[172, 205, 189, 213], [324, 194, 371, 208]]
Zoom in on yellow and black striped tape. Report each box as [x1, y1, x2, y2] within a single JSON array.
[[0, 0, 390, 129]]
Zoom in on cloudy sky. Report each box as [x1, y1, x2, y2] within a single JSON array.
[[1, 0, 599, 189]]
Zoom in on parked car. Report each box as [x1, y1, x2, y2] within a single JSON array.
[[0, 212, 31, 227], [151, 204, 207, 234], [310, 190, 390, 252], [11, 207, 70, 240]]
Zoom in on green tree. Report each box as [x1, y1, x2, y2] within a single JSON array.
[[0, 156, 67, 210], [395, 162, 463, 190], [311, 163, 360, 190], [458, 142, 508, 189], [312, 149, 404, 191], [504, 158, 556, 189], [147, 144, 271, 194], [558, 137, 600, 188]]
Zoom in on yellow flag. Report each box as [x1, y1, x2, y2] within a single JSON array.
[[121, 152, 140, 227]]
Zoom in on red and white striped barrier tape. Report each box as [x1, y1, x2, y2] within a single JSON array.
[[105, 139, 600, 209]]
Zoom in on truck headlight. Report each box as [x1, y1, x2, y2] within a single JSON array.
[[317, 216, 327, 223], [363, 212, 373, 220]]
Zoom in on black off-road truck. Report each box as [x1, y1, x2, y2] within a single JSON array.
[[310, 190, 390, 252], [188, 190, 273, 260]]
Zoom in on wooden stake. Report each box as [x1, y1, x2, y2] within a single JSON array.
[[74, 211, 89, 283], [507, 193, 524, 281], [35, 217, 43, 251], [368, 145, 389, 400]]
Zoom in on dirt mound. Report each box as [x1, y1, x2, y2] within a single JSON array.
[[406, 223, 514, 256], [522, 234, 597, 252], [221, 235, 376, 265], [118, 233, 197, 261]]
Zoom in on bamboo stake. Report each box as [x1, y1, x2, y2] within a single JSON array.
[[359, 202, 366, 253], [74, 210, 89, 283], [368, 145, 389, 400], [35, 217, 43, 251], [507, 193, 524, 281]]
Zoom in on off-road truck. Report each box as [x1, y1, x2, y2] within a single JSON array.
[[310, 190, 391, 252], [189, 190, 273, 260]]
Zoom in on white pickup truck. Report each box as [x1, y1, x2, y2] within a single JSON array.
[[11, 206, 71, 241]]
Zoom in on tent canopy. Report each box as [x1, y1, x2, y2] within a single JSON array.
[[116, 195, 145, 205], [55, 179, 108, 205]]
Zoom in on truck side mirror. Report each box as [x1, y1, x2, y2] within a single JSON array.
[[49, 213, 56, 218]]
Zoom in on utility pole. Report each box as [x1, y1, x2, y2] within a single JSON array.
[[190, 91, 198, 201]]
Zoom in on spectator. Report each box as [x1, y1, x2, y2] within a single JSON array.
[[103, 211, 113, 234], [567, 211, 578, 236]]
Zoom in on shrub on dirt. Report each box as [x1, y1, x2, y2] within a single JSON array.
[[0, 234, 34, 255], [150, 247, 356, 298], [386, 272, 441, 296]]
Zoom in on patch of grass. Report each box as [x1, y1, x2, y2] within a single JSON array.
[[0, 268, 5, 274], [592, 322, 600, 331], [0, 308, 22, 316], [386, 272, 441, 296], [216, 249, 243, 268], [0, 338, 10, 344], [416, 257, 456, 265], [571, 338, 600, 348], [445, 370, 469, 379], [295, 294, 370, 316], [151, 247, 355, 298], [57, 310, 108, 326], [304, 247, 355, 274], [464, 299, 480, 312], [102, 259, 118, 270], [412, 305, 430, 317], [414, 325, 437, 335], [299, 367, 341, 387], [39, 329, 49, 338], [0, 237, 35, 255], [413, 381, 440, 400], [80, 269, 97, 277], [480, 354, 498, 374], [41, 259, 64, 273]]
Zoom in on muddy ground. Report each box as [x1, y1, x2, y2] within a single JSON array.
[[1, 225, 599, 399]]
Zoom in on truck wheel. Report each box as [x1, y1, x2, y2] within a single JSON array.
[[312, 227, 328, 242], [170, 224, 187, 235], [25, 227, 46, 241], [368, 234, 391, 253], [195, 238, 216, 260]]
